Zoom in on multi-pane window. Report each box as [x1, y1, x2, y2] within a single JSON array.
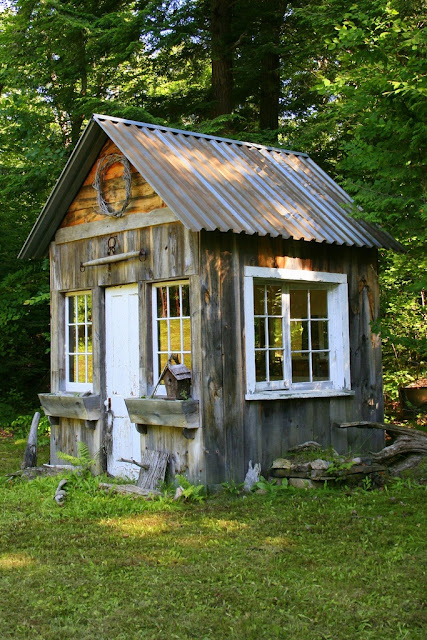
[[153, 282, 191, 388], [290, 288, 329, 383], [66, 292, 93, 390], [245, 267, 350, 397]]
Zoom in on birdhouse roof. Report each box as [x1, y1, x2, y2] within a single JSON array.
[[165, 363, 192, 380]]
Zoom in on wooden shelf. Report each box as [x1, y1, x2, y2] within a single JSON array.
[[38, 393, 101, 426], [125, 397, 199, 437]]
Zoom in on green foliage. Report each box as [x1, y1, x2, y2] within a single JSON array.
[[175, 474, 207, 502], [2, 430, 425, 640], [253, 476, 289, 495], [221, 479, 245, 497], [57, 441, 98, 475], [8, 412, 50, 444]]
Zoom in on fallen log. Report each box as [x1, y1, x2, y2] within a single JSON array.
[[337, 421, 427, 468], [98, 482, 160, 498]]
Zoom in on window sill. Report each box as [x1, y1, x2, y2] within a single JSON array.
[[245, 389, 355, 401]]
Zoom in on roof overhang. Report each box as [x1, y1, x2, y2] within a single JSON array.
[[18, 119, 108, 259], [19, 114, 405, 258]]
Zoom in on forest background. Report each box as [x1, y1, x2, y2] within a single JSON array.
[[0, 0, 425, 429]]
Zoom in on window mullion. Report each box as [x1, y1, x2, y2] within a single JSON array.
[[283, 288, 292, 387]]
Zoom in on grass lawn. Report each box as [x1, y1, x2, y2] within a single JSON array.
[[0, 436, 425, 640]]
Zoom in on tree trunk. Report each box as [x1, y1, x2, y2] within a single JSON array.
[[210, 0, 233, 117], [259, 1, 284, 134], [260, 50, 280, 131]]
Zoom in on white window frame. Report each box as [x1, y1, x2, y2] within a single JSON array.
[[152, 280, 191, 397], [65, 291, 93, 392], [244, 267, 352, 400]]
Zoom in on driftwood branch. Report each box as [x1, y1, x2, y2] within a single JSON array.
[[337, 421, 427, 439], [337, 421, 427, 468], [118, 457, 149, 470], [21, 412, 40, 469]]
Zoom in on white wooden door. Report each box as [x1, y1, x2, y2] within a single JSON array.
[[105, 284, 141, 479]]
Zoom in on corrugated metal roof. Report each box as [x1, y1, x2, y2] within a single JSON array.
[[19, 114, 403, 259], [93, 114, 402, 250]]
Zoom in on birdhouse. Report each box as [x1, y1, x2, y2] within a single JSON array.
[[161, 363, 192, 400]]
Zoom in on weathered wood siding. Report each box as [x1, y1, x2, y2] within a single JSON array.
[[199, 230, 384, 485], [49, 214, 200, 477], [60, 141, 166, 228]]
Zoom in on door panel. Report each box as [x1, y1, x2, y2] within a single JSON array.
[[105, 284, 141, 479]]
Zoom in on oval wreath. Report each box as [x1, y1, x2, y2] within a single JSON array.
[[93, 154, 132, 217]]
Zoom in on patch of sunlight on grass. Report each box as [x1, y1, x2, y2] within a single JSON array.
[[98, 514, 171, 535], [203, 518, 248, 532], [0, 553, 34, 569], [263, 535, 295, 549], [14, 439, 27, 446]]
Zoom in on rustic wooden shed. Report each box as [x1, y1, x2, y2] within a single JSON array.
[[20, 114, 402, 484]]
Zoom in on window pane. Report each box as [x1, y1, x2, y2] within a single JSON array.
[[266, 285, 282, 315], [311, 320, 328, 350], [157, 287, 168, 318], [77, 296, 86, 323], [290, 320, 308, 351], [313, 352, 330, 381], [290, 289, 308, 319], [183, 353, 192, 370], [158, 353, 168, 383], [269, 350, 283, 381], [69, 355, 76, 382], [87, 325, 92, 353], [268, 317, 282, 348], [182, 318, 191, 351], [68, 326, 76, 353], [181, 285, 190, 317], [310, 290, 327, 318], [68, 297, 75, 323], [292, 354, 310, 382], [169, 285, 181, 317], [87, 355, 93, 383], [169, 319, 181, 352], [254, 285, 265, 315], [254, 317, 265, 348], [86, 296, 92, 323], [158, 319, 168, 352], [77, 356, 86, 383], [78, 325, 85, 352], [255, 350, 266, 382]]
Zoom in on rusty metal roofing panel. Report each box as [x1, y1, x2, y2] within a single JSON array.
[[19, 113, 404, 258], [93, 114, 402, 250]]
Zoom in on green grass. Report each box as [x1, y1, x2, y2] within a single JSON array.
[[0, 437, 426, 640]]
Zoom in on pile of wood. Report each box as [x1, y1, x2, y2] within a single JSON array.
[[269, 422, 426, 487]]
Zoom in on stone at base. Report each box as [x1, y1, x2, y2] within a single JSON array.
[[289, 478, 316, 489]]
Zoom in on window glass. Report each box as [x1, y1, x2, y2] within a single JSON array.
[[154, 283, 191, 385], [66, 292, 93, 388], [252, 282, 332, 389]]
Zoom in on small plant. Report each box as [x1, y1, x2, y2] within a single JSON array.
[[325, 459, 356, 476], [175, 474, 207, 502], [252, 476, 288, 495], [221, 479, 245, 496], [361, 476, 373, 492], [57, 441, 98, 475]]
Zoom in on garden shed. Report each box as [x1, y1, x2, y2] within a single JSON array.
[[20, 114, 402, 485]]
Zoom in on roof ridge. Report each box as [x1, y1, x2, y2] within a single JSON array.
[[92, 114, 309, 158]]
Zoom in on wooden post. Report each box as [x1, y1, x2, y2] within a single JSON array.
[[21, 412, 40, 469]]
